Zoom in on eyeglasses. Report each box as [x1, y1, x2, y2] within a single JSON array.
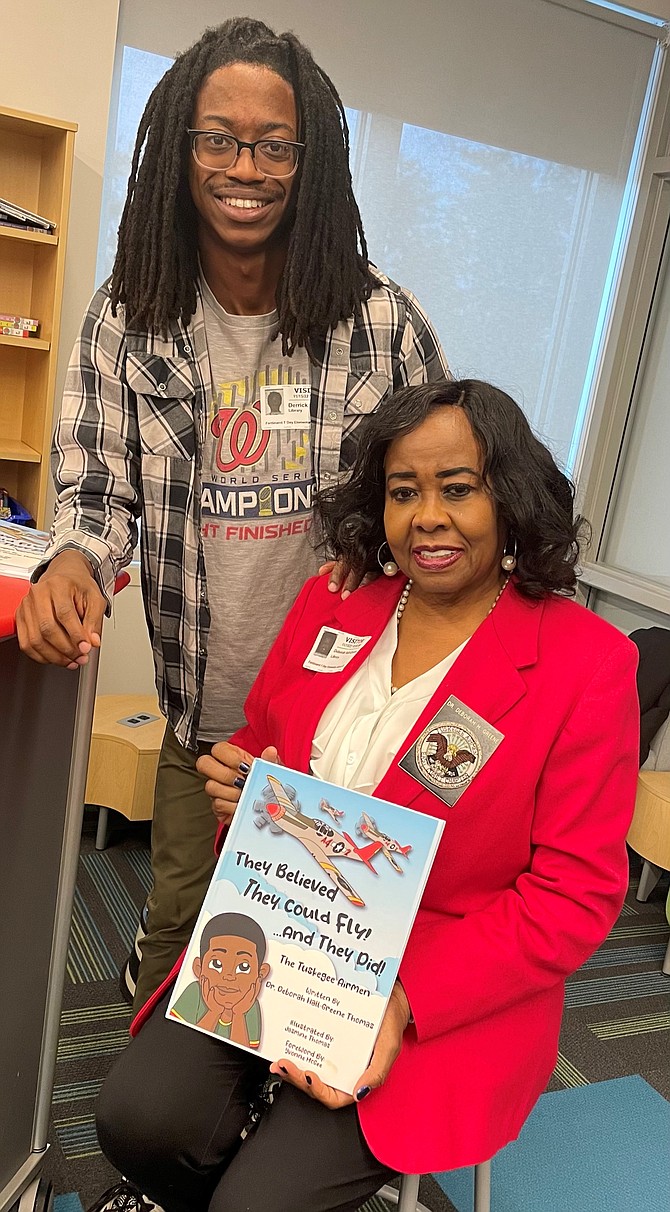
[[187, 130, 304, 178]]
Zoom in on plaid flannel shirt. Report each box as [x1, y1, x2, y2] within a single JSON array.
[[43, 271, 449, 748]]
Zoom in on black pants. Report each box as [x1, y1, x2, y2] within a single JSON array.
[[96, 994, 395, 1212]]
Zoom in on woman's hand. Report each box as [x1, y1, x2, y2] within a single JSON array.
[[196, 743, 280, 822], [318, 560, 376, 600], [269, 980, 410, 1109]]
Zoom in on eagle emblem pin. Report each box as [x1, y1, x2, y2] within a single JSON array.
[[415, 722, 482, 790], [399, 694, 504, 807]]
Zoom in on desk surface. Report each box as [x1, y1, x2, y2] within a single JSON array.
[[91, 693, 165, 751]]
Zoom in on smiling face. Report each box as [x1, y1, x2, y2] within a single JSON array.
[[188, 62, 298, 258], [383, 406, 505, 607]]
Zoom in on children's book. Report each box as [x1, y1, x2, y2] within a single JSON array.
[[166, 759, 444, 1094]]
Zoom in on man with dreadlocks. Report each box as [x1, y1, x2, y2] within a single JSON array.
[[17, 17, 449, 1026]]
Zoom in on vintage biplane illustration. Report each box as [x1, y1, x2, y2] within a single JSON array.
[[355, 812, 413, 874], [253, 775, 382, 906], [318, 797, 345, 823]]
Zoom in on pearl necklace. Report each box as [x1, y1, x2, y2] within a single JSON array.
[[395, 578, 413, 622], [390, 576, 510, 694]]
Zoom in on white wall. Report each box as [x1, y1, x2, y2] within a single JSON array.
[[97, 563, 157, 696]]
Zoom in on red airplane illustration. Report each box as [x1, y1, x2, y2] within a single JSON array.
[[253, 775, 381, 906]]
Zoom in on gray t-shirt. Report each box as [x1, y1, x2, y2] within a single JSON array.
[[198, 277, 319, 741]]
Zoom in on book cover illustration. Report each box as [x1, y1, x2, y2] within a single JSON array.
[[167, 759, 444, 1093]]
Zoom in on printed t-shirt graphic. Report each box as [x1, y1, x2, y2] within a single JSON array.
[[198, 279, 319, 741]]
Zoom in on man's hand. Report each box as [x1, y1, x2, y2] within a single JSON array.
[[268, 980, 410, 1109], [15, 549, 105, 669], [196, 743, 280, 822], [318, 560, 376, 600]]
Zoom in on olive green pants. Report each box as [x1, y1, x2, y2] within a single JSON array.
[[133, 725, 217, 1013]]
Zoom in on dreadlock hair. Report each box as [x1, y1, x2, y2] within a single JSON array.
[[109, 17, 377, 354]]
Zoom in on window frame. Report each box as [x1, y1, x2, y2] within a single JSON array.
[[576, 32, 670, 620]]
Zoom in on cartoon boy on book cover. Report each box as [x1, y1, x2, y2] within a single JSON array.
[[169, 912, 270, 1048]]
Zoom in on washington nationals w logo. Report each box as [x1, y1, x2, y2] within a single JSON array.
[[211, 401, 270, 473]]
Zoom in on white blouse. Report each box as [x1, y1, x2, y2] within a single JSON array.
[[310, 612, 467, 793]]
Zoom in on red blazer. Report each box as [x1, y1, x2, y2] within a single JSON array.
[[134, 574, 639, 1174]]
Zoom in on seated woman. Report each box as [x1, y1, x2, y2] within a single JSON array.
[[93, 380, 639, 1212]]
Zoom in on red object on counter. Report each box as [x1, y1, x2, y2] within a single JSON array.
[[0, 570, 131, 640]]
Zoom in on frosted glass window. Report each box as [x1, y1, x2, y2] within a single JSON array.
[[603, 210, 670, 588], [352, 119, 619, 464], [96, 0, 659, 469], [96, 46, 173, 285]]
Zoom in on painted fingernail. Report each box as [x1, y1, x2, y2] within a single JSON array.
[[233, 776, 246, 790], [305, 1075, 313, 1086], [238, 762, 251, 774], [356, 1085, 371, 1101], [279, 1065, 288, 1074]]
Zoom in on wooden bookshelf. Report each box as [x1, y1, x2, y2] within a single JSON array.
[[0, 106, 76, 527]]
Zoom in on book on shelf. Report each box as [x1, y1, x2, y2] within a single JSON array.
[[1, 326, 40, 339], [0, 314, 39, 330], [0, 219, 51, 235], [0, 519, 50, 579], [166, 758, 444, 1094], [0, 197, 55, 234]]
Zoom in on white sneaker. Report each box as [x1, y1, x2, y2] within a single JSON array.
[[86, 1181, 164, 1212]]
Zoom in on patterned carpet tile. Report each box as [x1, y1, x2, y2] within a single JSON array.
[[582, 942, 666, 967], [80, 851, 148, 951], [67, 887, 119, 984], [551, 1051, 589, 1088], [52, 1079, 104, 1106], [52, 1114, 101, 1162], [564, 969, 670, 1008], [587, 1010, 670, 1039]]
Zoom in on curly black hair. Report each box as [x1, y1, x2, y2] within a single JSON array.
[[110, 17, 376, 353], [317, 380, 588, 598]]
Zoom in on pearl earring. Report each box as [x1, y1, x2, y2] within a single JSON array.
[[501, 537, 517, 573], [377, 542, 399, 577]]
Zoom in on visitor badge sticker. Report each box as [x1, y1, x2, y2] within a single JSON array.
[[260, 383, 312, 429], [303, 627, 372, 673], [399, 695, 504, 806]]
